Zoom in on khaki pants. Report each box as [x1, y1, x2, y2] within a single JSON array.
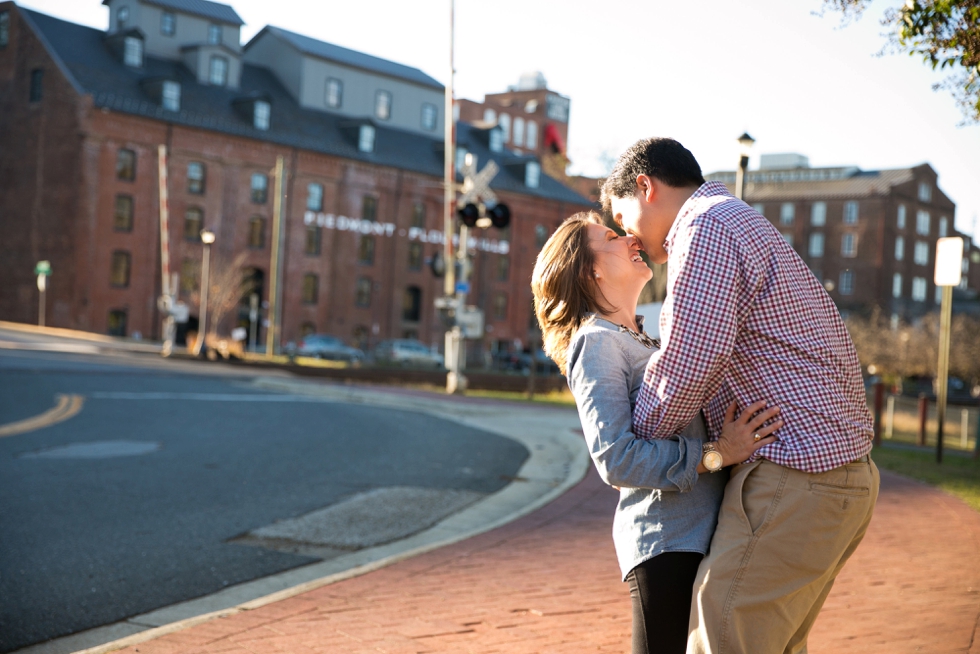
[[687, 457, 879, 654]]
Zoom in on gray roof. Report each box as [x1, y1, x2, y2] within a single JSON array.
[[21, 8, 590, 207], [131, 0, 244, 25], [249, 26, 443, 90]]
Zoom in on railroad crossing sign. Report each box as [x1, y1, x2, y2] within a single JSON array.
[[457, 154, 498, 207]]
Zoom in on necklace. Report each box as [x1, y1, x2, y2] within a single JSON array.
[[618, 323, 660, 349]]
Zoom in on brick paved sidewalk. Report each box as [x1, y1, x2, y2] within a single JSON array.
[[115, 466, 980, 654]]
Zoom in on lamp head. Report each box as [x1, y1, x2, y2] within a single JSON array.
[[200, 229, 216, 245]]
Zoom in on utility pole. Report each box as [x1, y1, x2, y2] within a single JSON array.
[[157, 144, 177, 356], [266, 156, 287, 358]]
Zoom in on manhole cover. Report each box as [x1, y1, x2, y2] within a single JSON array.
[[19, 440, 162, 459]]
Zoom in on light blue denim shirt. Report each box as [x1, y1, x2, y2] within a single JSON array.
[[566, 316, 728, 580]]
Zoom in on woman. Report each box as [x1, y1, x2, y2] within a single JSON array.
[[531, 212, 781, 654]]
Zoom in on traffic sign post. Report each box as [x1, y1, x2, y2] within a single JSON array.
[[34, 260, 51, 327], [934, 237, 964, 464]]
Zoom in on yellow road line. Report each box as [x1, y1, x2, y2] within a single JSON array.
[[0, 394, 84, 438]]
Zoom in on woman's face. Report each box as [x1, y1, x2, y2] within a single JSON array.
[[587, 223, 652, 287]]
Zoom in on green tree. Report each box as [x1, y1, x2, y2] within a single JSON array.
[[823, 0, 980, 122]]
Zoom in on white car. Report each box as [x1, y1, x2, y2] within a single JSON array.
[[373, 339, 444, 368]]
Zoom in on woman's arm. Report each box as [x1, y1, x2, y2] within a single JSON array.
[[567, 330, 701, 492]]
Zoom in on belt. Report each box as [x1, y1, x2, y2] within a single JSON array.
[[852, 454, 870, 464]]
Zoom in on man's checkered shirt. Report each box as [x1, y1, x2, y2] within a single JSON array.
[[632, 182, 873, 474]]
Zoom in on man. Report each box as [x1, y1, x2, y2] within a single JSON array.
[[601, 137, 879, 654]]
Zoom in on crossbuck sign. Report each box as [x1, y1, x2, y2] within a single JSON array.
[[457, 154, 499, 207]]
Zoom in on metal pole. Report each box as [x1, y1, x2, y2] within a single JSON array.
[[266, 156, 286, 358], [936, 284, 953, 463], [917, 393, 928, 446], [196, 242, 211, 357], [735, 155, 749, 201], [37, 275, 46, 327], [249, 292, 259, 352], [872, 381, 884, 447], [157, 145, 174, 355], [885, 394, 895, 439], [443, 0, 456, 300]]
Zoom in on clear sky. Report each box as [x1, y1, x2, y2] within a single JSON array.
[[20, 0, 980, 236]]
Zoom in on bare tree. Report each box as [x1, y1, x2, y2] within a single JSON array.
[[203, 251, 255, 339]]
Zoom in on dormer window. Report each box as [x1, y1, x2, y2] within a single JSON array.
[[358, 125, 375, 153], [489, 128, 503, 153], [209, 56, 228, 86], [123, 36, 143, 67], [375, 90, 391, 121], [208, 24, 222, 45], [918, 182, 932, 202], [162, 81, 180, 111], [253, 100, 270, 130], [161, 11, 175, 36], [325, 78, 342, 108], [421, 103, 437, 131], [117, 6, 129, 30], [525, 161, 540, 188]]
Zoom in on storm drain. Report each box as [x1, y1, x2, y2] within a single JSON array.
[[232, 486, 485, 558]]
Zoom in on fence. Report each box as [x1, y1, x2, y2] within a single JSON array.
[[875, 392, 979, 452]]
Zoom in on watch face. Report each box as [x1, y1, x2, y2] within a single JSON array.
[[704, 451, 724, 471]]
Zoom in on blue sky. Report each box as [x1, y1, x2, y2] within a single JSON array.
[[20, 0, 980, 236]]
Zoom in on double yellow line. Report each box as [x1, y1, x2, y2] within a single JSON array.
[[0, 394, 84, 438]]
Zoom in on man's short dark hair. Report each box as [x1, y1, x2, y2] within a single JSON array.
[[600, 137, 705, 212]]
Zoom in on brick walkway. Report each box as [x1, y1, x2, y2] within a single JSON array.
[[116, 466, 980, 654]]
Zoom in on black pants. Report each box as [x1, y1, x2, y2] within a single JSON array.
[[626, 552, 704, 654]]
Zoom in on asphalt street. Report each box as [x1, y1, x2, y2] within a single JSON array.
[[0, 340, 529, 652]]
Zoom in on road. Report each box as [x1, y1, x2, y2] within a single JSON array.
[[0, 330, 529, 653]]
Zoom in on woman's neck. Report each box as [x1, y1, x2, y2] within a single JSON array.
[[594, 306, 639, 331], [594, 281, 643, 331]]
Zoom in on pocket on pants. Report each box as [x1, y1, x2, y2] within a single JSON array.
[[809, 482, 870, 498], [735, 462, 775, 536]]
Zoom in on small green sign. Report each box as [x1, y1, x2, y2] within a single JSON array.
[[35, 260, 52, 276]]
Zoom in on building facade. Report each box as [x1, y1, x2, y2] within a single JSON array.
[[707, 155, 976, 321], [0, 1, 591, 356]]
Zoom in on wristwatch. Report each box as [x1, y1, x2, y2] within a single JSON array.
[[702, 442, 724, 473]]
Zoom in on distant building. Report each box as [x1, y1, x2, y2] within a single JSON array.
[[707, 155, 976, 320], [0, 0, 591, 357]]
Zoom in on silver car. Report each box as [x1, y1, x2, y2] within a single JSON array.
[[295, 334, 364, 363], [373, 339, 443, 368]]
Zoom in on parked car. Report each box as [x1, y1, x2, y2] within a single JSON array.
[[517, 348, 562, 376], [373, 339, 444, 368], [295, 334, 364, 363]]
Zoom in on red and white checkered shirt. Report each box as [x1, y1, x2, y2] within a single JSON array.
[[633, 182, 873, 474]]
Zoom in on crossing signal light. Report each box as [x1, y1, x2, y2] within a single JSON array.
[[488, 203, 510, 229], [457, 203, 479, 228]]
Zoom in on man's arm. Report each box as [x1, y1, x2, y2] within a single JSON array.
[[633, 214, 759, 440]]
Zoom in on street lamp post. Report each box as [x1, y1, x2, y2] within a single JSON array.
[[735, 132, 755, 201], [933, 236, 964, 463], [195, 228, 216, 357]]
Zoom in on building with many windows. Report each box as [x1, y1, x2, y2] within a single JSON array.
[[0, 1, 591, 356], [707, 154, 977, 320]]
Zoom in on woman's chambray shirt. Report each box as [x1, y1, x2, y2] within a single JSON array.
[[566, 316, 727, 580]]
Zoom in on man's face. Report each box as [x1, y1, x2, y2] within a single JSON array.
[[610, 188, 670, 264]]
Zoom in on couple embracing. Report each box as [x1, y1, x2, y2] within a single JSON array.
[[531, 138, 880, 654]]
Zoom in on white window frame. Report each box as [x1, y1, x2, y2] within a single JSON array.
[[498, 113, 511, 142], [208, 23, 222, 45], [526, 120, 538, 149], [892, 273, 902, 299], [780, 203, 795, 226], [488, 128, 503, 153], [911, 277, 927, 301], [894, 235, 904, 261], [358, 124, 375, 153], [525, 161, 540, 189], [808, 232, 824, 258], [914, 241, 929, 265], [161, 11, 176, 36], [483, 108, 496, 123], [375, 90, 392, 121], [421, 103, 437, 131], [123, 36, 143, 67], [939, 216, 948, 237], [841, 233, 857, 258], [897, 204, 906, 229], [916, 210, 930, 235], [307, 183, 324, 212], [513, 117, 525, 148], [839, 270, 855, 296], [918, 182, 932, 202], [325, 78, 342, 108], [843, 201, 859, 225], [209, 56, 228, 86], [253, 100, 270, 130], [810, 202, 826, 226], [162, 81, 180, 111]]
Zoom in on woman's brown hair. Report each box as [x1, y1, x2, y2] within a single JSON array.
[[531, 211, 612, 375]]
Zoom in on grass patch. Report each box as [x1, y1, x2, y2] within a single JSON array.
[[463, 388, 577, 407], [872, 444, 980, 512]]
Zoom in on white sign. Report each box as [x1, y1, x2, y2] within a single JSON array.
[[457, 155, 499, 207], [303, 211, 509, 254], [935, 237, 964, 286]]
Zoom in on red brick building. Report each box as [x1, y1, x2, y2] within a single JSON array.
[[706, 154, 977, 321], [0, 2, 591, 356]]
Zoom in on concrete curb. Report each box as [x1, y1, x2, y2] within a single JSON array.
[[18, 377, 589, 654]]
